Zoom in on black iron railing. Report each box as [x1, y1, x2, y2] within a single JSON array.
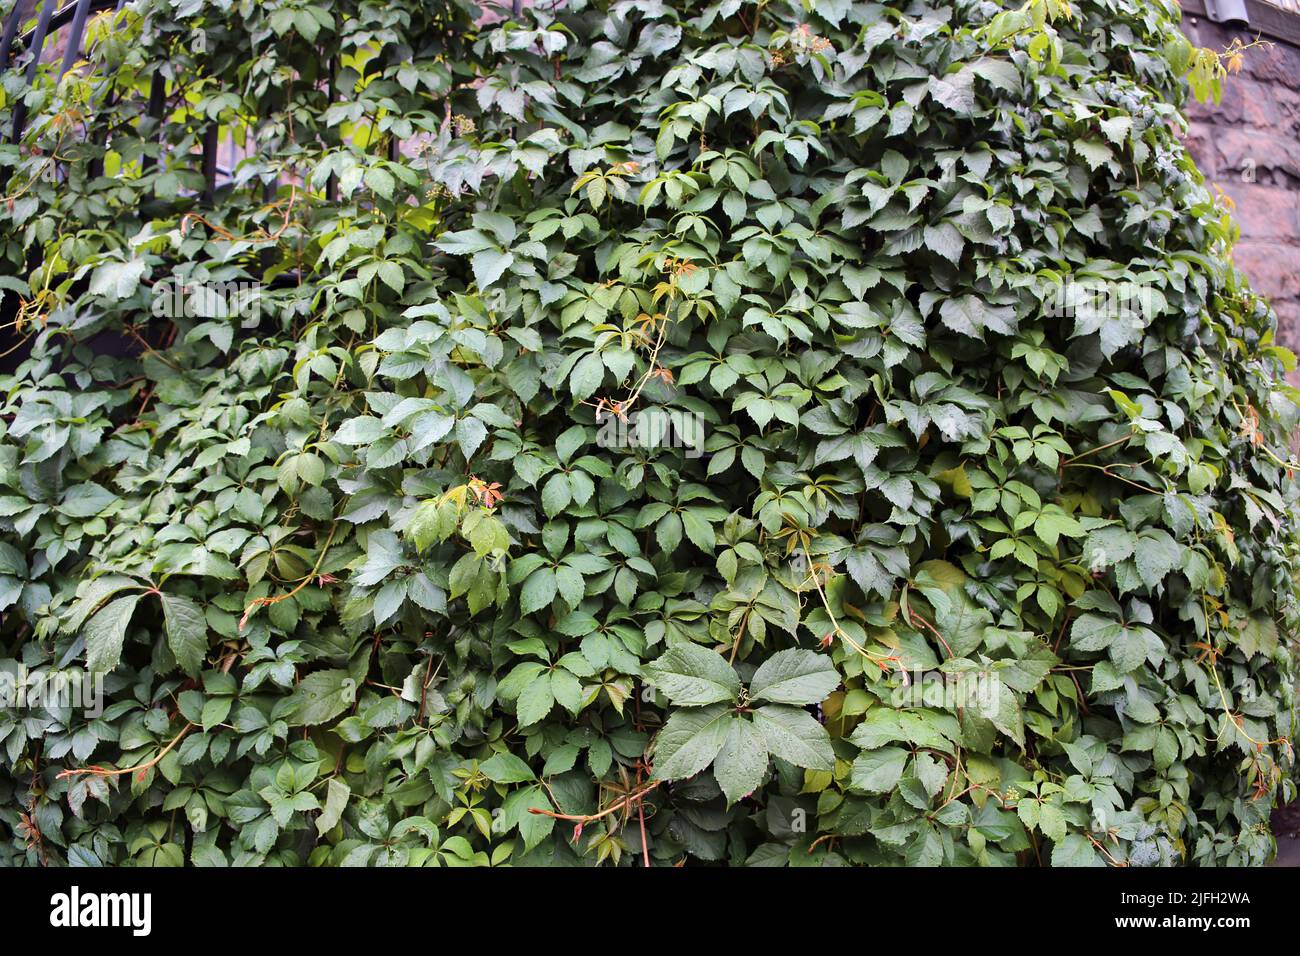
[[1, 0, 232, 198]]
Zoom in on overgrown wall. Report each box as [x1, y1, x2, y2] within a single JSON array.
[[8, 0, 1300, 362]]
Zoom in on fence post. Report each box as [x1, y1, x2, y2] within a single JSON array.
[[9, 0, 59, 142], [58, 0, 94, 79]]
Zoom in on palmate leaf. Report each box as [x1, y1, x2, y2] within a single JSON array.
[[651, 700, 835, 803]]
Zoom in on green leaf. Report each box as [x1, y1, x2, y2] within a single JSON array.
[[480, 751, 536, 784], [516, 672, 555, 726], [1082, 526, 1137, 570], [970, 57, 1021, 92], [287, 670, 356, 727], [712, 716, 768, 804], [749, 649, 840, 706], [569, 352, 605, 403], [752, 705, 834, 771], [377, 260, 405, 294], [62, 575, 143, 635], [520, 567, 557, 616], [316, 778, 350, 837], [644, 643, 741, 706], [680, 510, 716, 554], [334, 416, 387, 445], [849, 746, 909, 793], [471, 248, 514, 289], [652, 704, 731, 781], [923, 221, 965, 261], [1070, 613, 1125, 652], [89, 258, 146, 300], [1033, 509, 1084, 548], [540, 473, 572, 518], [435, 229, 495, 255], [1073, 138, 1114, 171], [1238, 614, 1279, 659], [365, 166, 395, 199], [201, 696, 232, 731], [160, 593, 208, 677], [939, 295, 1015, 339], [1134, 529, 1182, 589], [550, 666, 584, 714], [930, 587, 992, 659], [407, 499, 458, 553], [1099, 115, 1132, 146], [1051, 833, 1104, 867], [502, 785, 554, 851], [988, 681, 1025, 747], [85, 594, 142, 674]]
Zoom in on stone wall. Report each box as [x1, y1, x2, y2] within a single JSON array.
[[1180, 12, 1300, 380]]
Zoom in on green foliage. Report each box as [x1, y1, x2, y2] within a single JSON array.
[[0, 0, 1296, 868]]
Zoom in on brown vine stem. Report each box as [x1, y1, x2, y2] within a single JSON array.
[[1197, 593, 1290, 760], [1232, 398, 1300, 472], [580, 267, 686, 424], [416, 653, 443, 725], [1051, 610, 1071, 655], [636, 765, 651, 868], [57, 722, 195, 781], [807, 833, 837, 854], [0, 331, 34, 360], [528, 779, 662, 825], [929, 781, 1009, 817], [1086, 832, 1129, 867], [907, 607, 954, 660], [0, 131, 68, 205], [1062, 461, 1162, 495], [800, 546, 903, 677], [124, 323, 182, 371], [1061, 435, 1131, 465], [180, 184, 299, 244], [728, 606, 751, 665], [581, 314, 673, 424], [240, 520, 339, 630], [25, 741, 48, 865]]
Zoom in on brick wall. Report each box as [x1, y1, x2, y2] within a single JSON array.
[[1181, 12, 1300, 381]]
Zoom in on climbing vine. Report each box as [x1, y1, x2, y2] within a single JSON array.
[[0, 0, 1296, 867]]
